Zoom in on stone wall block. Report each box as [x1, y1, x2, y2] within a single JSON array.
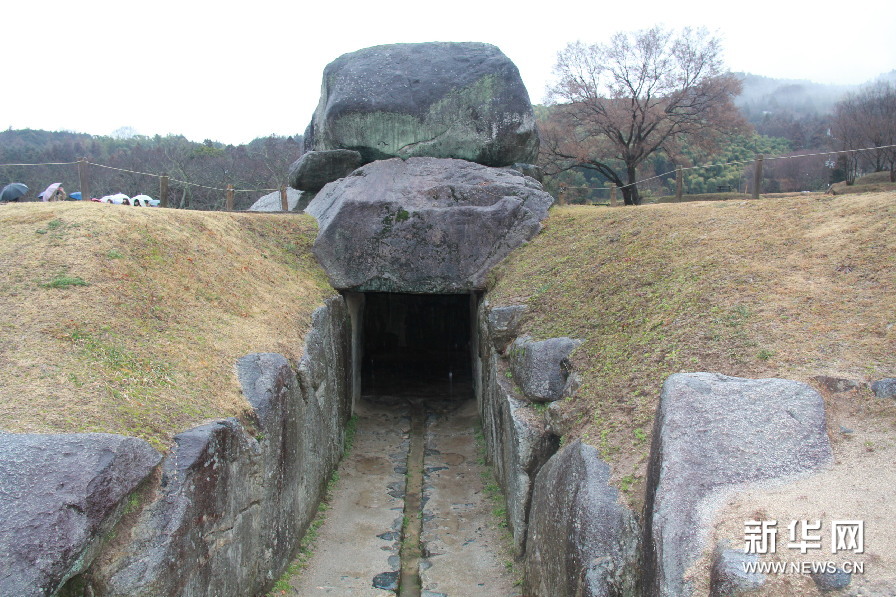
[[288, 149, 363, 193], [477, 306, 560, 554], [0, 434, 161, 597], [525, 440, 640, 597], [509, 335, 582, 402], [643, 373, 833, 597], [485, 304, 527, 354]]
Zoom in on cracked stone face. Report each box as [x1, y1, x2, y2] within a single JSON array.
[[303, 42, 539, 167], [305, 157, 553, 293]]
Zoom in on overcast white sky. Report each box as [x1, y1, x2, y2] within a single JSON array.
[[4, 0, 895, 146]]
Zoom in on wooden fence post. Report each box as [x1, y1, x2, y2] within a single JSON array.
[[226, 184, 234, 211], [78, 158, 89, 201], [160, 175, 169, 208], [752, 154, 764, 199], [676, 166, 683, 201], [557, 183, 566, 206], [610, 184, 618, 207], [280, 185, 288, 212]]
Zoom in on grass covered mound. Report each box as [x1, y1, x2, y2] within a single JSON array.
[[487, 192, 895, 505], [0, 203, 334, 449]]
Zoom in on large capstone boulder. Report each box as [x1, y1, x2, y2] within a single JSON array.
[[525, 440, 640, 597], [305, 157, 553, 293], [0, 433, 161, 597], [304, 42, 539, 166], [643, 373, 833, 597]]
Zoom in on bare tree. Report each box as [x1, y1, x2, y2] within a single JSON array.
[[831, 96, 863, 184], [861, 83, 896, 181], [831, 82, 896, 182], [542, 26, 745, 204]]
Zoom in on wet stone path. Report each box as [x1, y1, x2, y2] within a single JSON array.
[[289, 397, 518, 596]]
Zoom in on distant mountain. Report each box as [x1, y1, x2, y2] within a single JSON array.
[[0, 128, 94, 151], [734, 70, 896, 117], [729, 72, 896, 150], [733, 73, 855, 120]]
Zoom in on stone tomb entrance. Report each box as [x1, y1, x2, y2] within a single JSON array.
[[293, 291, 519, 596], [357, 292, 476, 403]]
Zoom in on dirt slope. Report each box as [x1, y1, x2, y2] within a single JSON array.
[[0, 202, 334, 449], [487, 191, 895, 594]]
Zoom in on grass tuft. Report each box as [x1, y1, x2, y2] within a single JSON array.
[[40, 275, 89, 289]]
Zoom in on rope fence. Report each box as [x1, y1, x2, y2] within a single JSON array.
[[555, 143, 896, 203], [4, 142, 895, 209], [1, 157, 288, 210], [0, 161, 81, 167], [86, 162, 281, 193]]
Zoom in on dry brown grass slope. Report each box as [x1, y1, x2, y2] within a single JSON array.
[[0, 202, 335, 449], [489, 190, 896, 593], [488, 192, 895, 506]]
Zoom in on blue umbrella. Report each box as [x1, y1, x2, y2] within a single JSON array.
[[69, 191, 82, 200], [0, 183, 28, 202]]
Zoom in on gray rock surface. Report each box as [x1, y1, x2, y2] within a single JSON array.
[[481, 363, 558, 553], [306, 157, 553, 293], [643, 373, 833, 597], [509, 335, 582, 402], [0, 433, 161, 597], [525, 440, 639, 597], [709, 548, 765, 596], [83, 296, 351, 596], [871, 377, 896, 399], [288, 149, 363, 192], [247, 187, 306, 212], [477, 301, 560, 553], [811, 568, 852, 592], [483, 303, 527, 354], [304, 42, 539, 166], [479, 301, 527, 354], [504, 163, 544, 182]]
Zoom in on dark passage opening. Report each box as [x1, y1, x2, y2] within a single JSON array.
[[361, 292, 474, 401]]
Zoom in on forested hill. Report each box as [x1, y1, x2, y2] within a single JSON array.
[[733, 70, 896, 150], [0, 129, 304, 211]]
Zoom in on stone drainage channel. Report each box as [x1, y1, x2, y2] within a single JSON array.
[[289, 394, 519, 596]]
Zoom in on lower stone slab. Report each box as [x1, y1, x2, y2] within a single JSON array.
[[0, 434, 160, 597], [524, 440, 640, 597], [643, 372, 833, 597]]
